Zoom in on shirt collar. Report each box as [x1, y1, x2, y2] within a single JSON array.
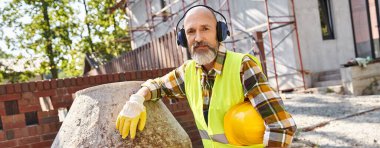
[[195, 44, 227, 75]]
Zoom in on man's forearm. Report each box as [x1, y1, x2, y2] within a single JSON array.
[[136, 86, 151, 101]]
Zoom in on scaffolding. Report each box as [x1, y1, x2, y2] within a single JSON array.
[[264, 0, 306, 91], [110, 0, 306, 91]]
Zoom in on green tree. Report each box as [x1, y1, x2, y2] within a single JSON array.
[[80, 0, 131, 62], [0, 0, 79, 79], [0, 0, 131, 83]]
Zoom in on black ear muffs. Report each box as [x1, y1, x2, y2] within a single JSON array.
[[177, 28, 188, 48], [217, 21, 230, 42], [176, 5, 230, 48]]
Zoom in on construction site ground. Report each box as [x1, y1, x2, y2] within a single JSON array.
[[284, 93, 380, 148]]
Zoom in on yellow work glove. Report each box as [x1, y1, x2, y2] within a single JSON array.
[[116, 94, 147, 139]]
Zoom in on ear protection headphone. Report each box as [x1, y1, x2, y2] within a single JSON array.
[[176, 5, 230, 48]]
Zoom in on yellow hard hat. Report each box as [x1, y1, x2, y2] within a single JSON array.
[[224, 101, 265, 146]]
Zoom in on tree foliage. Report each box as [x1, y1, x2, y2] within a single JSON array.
[[0, 0, 131, 83]]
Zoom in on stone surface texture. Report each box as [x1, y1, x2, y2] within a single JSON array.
[[52, 81, 191, 148]]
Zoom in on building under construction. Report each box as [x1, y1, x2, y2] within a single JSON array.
[[100, 0, 380, 94]]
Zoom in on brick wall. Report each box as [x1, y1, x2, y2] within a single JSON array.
[[0, 68, 201, 148]]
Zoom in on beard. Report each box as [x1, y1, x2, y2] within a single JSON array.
[[190, 42, 218, 65]]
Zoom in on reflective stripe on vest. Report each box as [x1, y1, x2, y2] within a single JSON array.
[[199, 130, 229, 144], [185, 50, 264, 148]]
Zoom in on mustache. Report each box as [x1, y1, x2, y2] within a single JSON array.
[[192, 41, 211, 49]]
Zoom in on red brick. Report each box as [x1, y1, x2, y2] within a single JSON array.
[[19, 104, 41, 113], [77, 77, 84, 86], [39, 116, 59, 124], [43, 81, 50, 90], [49, 96, 60, 104], [5, 84, 15, 94], [13, 145, 32, 148], [95, 76, 101, 84], [83, 77, 89, 85], [174, 113, 195, 123], [101, 75, 108, 83], [49, 122, 60, 132], [0, 139, 18, 147], [130, 72, 136, 80], [183, 123, 198, 132], [41, 133, 56, 141], [30, 140, 52, 148], [13, 128, 29, 139], [67, 87, 80, 94], [34, 90, 56, 97], [61, 95, 73, 101], [63, 79, 71, 87], [188, 130, 201, 140], [21, 92, 35, 100], [18, 136, 41, 145], [57, 79, 64, 88], [36, 82, 43, 90], [113, 73, 120, 82], [107, 74, 114, 82], [146, 70, 153, 79], [2, 114, 26, 130], [152, 70, 159, 77], [14, 84, 22, 93], [158, 69, 163, 76], [37, 110, 58, 120], [56, 88, 68, 96], [0, 94, 21, 101], [141, 71, 147, 79], [50, 79, 57, 89], [21, 83, 29, 92], [180, 120, 197, 130], [28, 82, 36, 92], [40, 124, 52, 134], [136, 71, 142, 80], [0, 85, 6, 95], [192, 140, 203, 148], [26, 125, 41, 136], [0, 131, 4, 141], [89, 76, 96, 84], [173, 110, 188, 116], [53, 101, 72, 108], [70, 78, 77, 86], [5, 130, 15, 140]]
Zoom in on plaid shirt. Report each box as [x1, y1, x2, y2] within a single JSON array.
[[142, 45, 297, 147]]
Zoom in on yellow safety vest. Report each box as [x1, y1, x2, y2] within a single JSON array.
[[184, 51, 264, 148]]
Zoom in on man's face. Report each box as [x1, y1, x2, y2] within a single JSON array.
[[183, 7, 219, 65]]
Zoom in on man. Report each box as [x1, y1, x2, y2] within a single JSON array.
[[116, 5, 297, 147]]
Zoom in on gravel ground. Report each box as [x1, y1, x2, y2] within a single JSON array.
[[283, 94, 380, 148]]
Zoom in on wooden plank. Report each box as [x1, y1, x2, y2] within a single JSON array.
[[162, 36, 170, 68], [153, 38, 160, 69]]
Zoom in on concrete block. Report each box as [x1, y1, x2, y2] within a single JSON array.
[[340, 62, 380, 95]]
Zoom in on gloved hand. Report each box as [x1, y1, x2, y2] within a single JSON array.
[[116, 94, 147, 139]]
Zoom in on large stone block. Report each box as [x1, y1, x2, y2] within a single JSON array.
[[52, 81, 191, 147], [341, 62, 380, 95]]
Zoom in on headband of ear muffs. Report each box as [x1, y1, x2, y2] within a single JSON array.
[[176, 5, 230, 48]]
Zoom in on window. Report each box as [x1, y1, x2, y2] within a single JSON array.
[[350, 0, 380, 58], [319, 0, 335, 40], [25, 111, 39, 125]]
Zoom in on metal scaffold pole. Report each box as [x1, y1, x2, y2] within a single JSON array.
[[264, 0, 306, 91], [264, 0, 280, 91]]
